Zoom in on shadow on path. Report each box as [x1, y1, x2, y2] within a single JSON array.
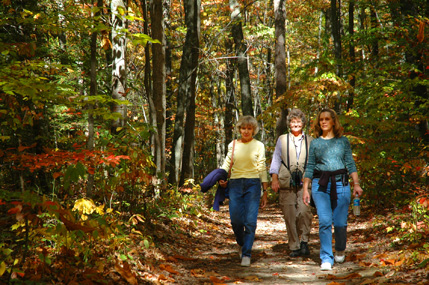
[[170, 202, 375, 284]]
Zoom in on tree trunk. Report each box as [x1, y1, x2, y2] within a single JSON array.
[[87, 0, 102, 197], [370, 6, 379, 61], [274, 0, 288, 139], [224, 38, 236, 153], [347, 0, 355, 110], [151, 0, 167, 182], [396, 0, 428, 142], [331, 0, 342, 112], [111, 0, 127, 132], [178, 0, 201, 186], [229, 0, 253, 116]]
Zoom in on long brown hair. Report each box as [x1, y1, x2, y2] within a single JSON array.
[[313, 108, 343, 138]]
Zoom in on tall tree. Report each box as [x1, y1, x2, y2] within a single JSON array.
[[274, 0, 288, 139], [224, 38, 236, 152], [151, 0, 167, 182], [111, 0, 127, 131], [347, 0, 356, 110], [229, 0, 253, 116], [87, 0, 103, 197], [330, 0, 342, 112], [177, 0, 201, 186]]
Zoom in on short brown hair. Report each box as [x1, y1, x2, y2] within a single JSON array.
[[313, 108, 343, 138], [235, 115, 259, 136]]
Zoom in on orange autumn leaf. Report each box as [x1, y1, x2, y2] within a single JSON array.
[[59, 214, 95, 233], [327, 282, 343, 285], [115, 261, 137, 285], [394, 258, 405, 267], [381, 259, 396, 265], [373, 271, 384, 277], [326, 273, 361, 280], [417, 20, 425, 42], [166, 256, 178, 262], [53, 172, 62, 179], [190, 269, 205, 277], [209, 275, 224, 284], [159, 264, 179, 274], [7, 206, 22, 215], [374, 253, 388, 259], [172, 254, 196, 261], [158, 274, 168, 280]]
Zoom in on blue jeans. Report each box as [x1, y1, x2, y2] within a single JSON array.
[[228, 178, 261, 258], [311, 178, 351, 265]]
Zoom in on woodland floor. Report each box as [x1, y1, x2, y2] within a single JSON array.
[[137, 200, 429, 285]]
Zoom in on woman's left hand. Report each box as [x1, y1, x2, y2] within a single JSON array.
[[353, 184, 363, 197], [260, 191, 268, 208]]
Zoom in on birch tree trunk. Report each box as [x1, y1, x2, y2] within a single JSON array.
[[111, 0, 127, 132], [229, 0, 253, 116]]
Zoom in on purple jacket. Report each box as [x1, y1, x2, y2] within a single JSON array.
[[200, 169, 228, 211]]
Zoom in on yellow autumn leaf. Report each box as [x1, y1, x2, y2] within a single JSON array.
[[0, 261, 6, 276]]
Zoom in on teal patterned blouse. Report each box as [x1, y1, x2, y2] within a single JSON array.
[[304, 136, 357, 179]]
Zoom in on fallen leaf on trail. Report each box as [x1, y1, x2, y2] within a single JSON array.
[[374, 253, 388, 259], [354, 253, 367, 260], [363, 236, 376, 242], [327, 282, 343, 285], [394, 258, 405, 267], [115, 261, 138, 285], [173, 254, 196, 261], [244, 275, 260, 281], [359, 261, 375, 267], [166, 256, 178, 262], [205, 270, 219, 277], [158, 274, 175, 282], [381, 259, 396, 266], [190, 269, 205, 277], [159, 264, 179, 274], [373, 271, 384, 277], [326, 272, 362, 280], [158, 274, 168, 280], [210, 276, 224, 283], [273, 272, 279, 276]]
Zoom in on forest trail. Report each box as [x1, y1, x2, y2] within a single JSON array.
[[157, 201, 397, 285]]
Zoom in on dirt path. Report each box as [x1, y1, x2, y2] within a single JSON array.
[[164, 202, 382, 285]]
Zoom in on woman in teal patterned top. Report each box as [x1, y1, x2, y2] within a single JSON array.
[[302, 108, 363, 271]]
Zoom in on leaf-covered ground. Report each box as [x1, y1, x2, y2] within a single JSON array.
[[130, 200, 429, 284]]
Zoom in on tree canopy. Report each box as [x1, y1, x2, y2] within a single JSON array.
[[0, 0, 427, 282]]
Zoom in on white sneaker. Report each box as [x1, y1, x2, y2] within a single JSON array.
[[334, 251, 345, 263], [238, 245, 242, 259], [241, 256, 251, 267], [320, 262, 332, 271]]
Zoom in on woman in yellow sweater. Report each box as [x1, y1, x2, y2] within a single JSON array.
[[219, 115, 269, 267]]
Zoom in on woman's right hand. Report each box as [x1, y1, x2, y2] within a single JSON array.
[[302, 178, 311, 206], [219, 180, 228, 188], [302, 189, 310, 206]]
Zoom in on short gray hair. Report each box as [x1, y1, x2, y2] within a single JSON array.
[[287, 109, 307, 126], [235, 115, 259, 135]]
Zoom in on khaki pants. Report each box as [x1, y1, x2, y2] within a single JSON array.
[[279, 186, 313, 251]]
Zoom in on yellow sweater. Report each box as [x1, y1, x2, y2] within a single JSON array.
[[221, 139, 268, 183]]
